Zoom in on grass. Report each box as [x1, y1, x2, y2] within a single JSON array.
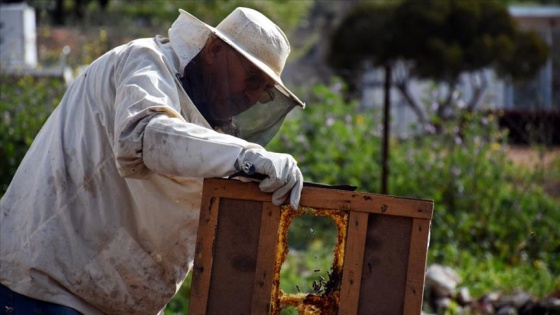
[[434, 247, 560, 300]]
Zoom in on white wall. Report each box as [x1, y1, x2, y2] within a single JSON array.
[[0, 3, 37, 68]]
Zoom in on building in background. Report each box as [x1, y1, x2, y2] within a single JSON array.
[[359, 5, 560, 144], [506, 6, 560, 111], [0, 2, 37, 68], [0, 2, 72, 84]]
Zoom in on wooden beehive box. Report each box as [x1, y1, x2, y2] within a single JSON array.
[[189, 178, 433, 315]]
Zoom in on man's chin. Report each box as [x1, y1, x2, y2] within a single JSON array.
[[209, 116, 232, 127], [212, 119, 239, 137]]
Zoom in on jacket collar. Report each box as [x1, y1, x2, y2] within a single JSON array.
[[168, 12, 212, 73]]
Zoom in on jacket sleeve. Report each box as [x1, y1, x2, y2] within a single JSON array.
[[112, 41, 262, 179]]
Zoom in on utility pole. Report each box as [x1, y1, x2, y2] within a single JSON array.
[[381, 63, 391, 195]]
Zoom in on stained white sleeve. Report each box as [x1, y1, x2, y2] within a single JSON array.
[[111, 41, 262, 179], [142, 115, 262, 178]]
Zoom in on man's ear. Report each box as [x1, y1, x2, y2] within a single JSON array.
[[203, 37, 225, 65]]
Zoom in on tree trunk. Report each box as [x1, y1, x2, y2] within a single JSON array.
[[394, 79, 426, 125], [467, 71, 488, 111], [53, 0, 65, 25], [392, 62, 426, 127]]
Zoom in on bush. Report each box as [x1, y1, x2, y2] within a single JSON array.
[[268, 82, 383, 191], [0, 75, 66, 193], [393, 112, 560, 276], [267, 80, 560, 297]]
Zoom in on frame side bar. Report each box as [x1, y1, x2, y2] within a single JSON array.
[[188, 194, 221, 315], [251, 203, 281, 315], [403, 217, 432, 314], [338, 211, 368, 315]]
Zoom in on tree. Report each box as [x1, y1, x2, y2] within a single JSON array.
[[327, 0, 550, 125], [327, 2, 395, 99], [24, 0, 309, 36]]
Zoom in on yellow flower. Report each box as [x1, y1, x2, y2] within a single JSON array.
[[533, 259, 544, 270], [355, 115, 364, 125]]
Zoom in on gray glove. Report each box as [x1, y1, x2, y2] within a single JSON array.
[[237, 149, 303, 210]]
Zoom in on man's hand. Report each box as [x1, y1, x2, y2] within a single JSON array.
[[237, 149, 303, 210]]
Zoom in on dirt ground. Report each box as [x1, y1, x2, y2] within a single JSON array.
[[506, 145, 560, 199], [506, 145, 560, 169]]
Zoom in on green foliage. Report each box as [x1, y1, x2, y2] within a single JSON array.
[[496, 29, 551, 81], [280, 224, 337, 295], [164, 272, 192, 315], [37, 0, 311, 39], [439, 247, 560, 299], [268, 81, 383, 191], [267, 80, 560, 297], [109, 0, 309, 29], [394, 111, 560, 275], [328, 2, 396, 69], [328, 0, 550, 92], [0, 76, 66, 193], [327, 2, 396, 95]]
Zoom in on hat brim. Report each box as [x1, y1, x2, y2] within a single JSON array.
[[177, 9, 305, 108]]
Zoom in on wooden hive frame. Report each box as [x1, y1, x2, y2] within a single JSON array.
[[189, 178, 434, 315]]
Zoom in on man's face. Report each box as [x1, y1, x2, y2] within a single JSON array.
[[201, 39, 275, 126]]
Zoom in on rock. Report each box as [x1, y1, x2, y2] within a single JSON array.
[[519, 301, 546, 315], [541, 296, 560, 311], [473, 292, 501, 315], [434, 296, 452, 313], [425, 264, 462, 297], [481, 292, 502, 304], [457, 286, 472, 306], [496, 290, 534, 309], [496, 305, 518, 315]]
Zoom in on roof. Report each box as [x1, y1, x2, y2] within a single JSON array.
[[509, 6, 560, 18]]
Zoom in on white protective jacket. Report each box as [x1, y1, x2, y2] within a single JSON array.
[[0, 14, 263, 315]]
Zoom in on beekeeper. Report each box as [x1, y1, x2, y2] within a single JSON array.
[[0, 7, 305, 314]]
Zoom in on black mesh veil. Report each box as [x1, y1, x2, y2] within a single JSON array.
[[228, 88, 297, 146], [196, 37, 302, 146]]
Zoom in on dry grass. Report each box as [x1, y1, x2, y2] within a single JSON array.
[[506, 145, 560, 199], [506, 145, 560, 169]]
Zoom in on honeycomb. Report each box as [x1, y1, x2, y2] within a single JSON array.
[[270, 205, 349, 315]]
